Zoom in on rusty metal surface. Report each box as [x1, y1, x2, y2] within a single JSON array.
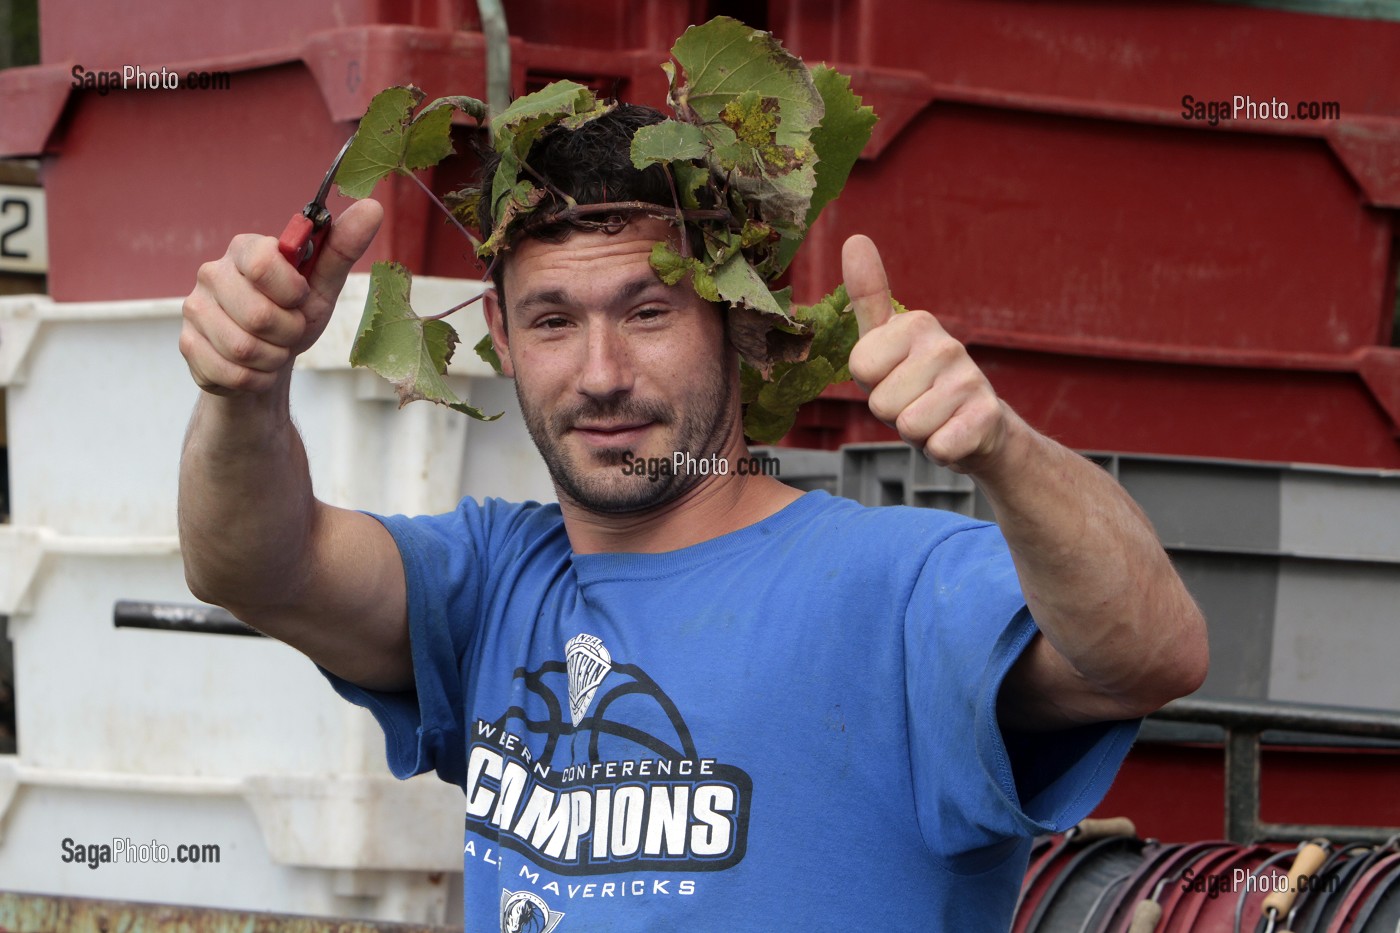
[[0, 892, 460, 933]]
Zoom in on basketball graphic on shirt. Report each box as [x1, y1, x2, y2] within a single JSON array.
[[471, 634, 750, 877], [496, 634, 699, 769]]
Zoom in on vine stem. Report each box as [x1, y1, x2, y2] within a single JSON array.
[[422, 290, 485, 321], [406, 169, 483, 252], [535, 201, 732, 227], [421, 253, 501, 322], [661, 164, 690, 259]]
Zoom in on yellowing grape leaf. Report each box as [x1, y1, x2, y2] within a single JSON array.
[[669, 16, 824, 228]]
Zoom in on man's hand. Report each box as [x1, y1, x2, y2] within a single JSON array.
[[843, 234, 1008, 474], [180, 199, 384, 395]]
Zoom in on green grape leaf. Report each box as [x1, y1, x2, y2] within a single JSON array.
[[481, 180, 547, 255], [672, 162, 710, 210], [775, 66, 878, 271], [630, 119, 708, 169], [756, 356, 834, 412], [796, 284, 858, 381], [350, 262, 503, 420], [739, 361, 765, 404], [474, 331, 504, 375], [742, 356, 834, 444], [649, 242, 692, 285], [421, 95, 488, 123], [494, 80, 596, 147], [743, 400, 798, 445], [337, 86, 482, 200], [649, 243, 721, 302], [486, 81, 600, 250]]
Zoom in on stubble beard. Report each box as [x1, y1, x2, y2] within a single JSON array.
[[515, 358, 737, 514]]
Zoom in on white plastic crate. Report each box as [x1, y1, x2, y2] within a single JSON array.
[[0, 278, 555, 918]]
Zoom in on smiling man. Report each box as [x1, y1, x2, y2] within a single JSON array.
[[178, 103, 1207, 932]]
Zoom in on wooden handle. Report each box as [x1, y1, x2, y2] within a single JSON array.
[[1261, 842, 1328, 918], [1127, 899, 1162, 933], [1073, 816, 1137, 841]]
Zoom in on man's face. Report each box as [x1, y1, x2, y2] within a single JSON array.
[[489, 217, 739, 513]]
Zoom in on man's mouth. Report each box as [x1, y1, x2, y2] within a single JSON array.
[[571, 421, 654, 446]]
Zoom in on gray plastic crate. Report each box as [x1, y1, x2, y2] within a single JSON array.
[[836, 443, 993, 517], [749, 446, 841, 494], [822, 442, 1400, 712]]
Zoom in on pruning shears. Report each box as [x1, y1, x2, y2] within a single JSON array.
[[277, 136, 354, 270]]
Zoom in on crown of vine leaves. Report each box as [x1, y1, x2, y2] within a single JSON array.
[[335, 16, 877, 443]]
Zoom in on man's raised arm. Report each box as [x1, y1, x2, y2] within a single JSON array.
[[842, 234, 1209, 731], [177, 199, 413, 692]]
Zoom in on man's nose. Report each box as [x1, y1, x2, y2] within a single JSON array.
[[576, 323, 634, 398]]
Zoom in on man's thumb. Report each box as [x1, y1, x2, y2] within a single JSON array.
[[306, 198, 384, 301], [842, 234, 894, 338]]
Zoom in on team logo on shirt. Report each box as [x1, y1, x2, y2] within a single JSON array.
[[465, 634, 752, 876], [500, 889, 564, 933], [565, 634, 611, 726]]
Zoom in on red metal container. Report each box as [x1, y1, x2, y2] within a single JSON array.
[[0, 23, 676, 301], [770, 0, 1400, 468]]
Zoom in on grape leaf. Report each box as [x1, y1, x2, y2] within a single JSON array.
[[774, 67, 878, 272], [669, 16, 824, 228], [649, 243, 721, 302], [474, 331, 503, 374], [336, 86, 481, 200], [630, 120, 708, 169], [743, 401, 798, 444], [486, 81, 601, 250], [494, 80, 596, 148], [649, 242, 693, 285], [421, 95, 488, 123], [797, 284, 858, 381], [757, 356, 835, 413], [351, 261, 502, 420]]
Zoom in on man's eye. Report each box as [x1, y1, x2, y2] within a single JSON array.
[[635, 307, 667, 321], [539, 317, 570, 329]]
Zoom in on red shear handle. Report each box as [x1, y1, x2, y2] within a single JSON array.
[[278, 214, 315, 268]]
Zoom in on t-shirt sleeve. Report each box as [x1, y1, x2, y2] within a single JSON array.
[[319, 497, 529, 788], [903, 522, 1140, 871]]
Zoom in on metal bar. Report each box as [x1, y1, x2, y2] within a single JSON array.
[[1152, 696, 1400, 741], [1253, 823, 1400, 845], [1152, 696, 1400, 844], [113, 599, 265, 638], [0, 891, 460, 933], [1224, 727, 1262, 844]]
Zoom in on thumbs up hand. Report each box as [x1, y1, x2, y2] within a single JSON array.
[[843, 234, 1010, 474]]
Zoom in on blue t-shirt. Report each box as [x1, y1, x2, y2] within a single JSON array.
[[326, 490, 1137, 932]]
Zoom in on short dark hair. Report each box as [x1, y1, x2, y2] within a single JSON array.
[[476, 103, 699, 310]]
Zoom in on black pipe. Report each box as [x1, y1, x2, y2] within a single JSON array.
[[113, 599, 265, 637]]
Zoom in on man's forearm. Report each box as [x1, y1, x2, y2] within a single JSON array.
[[178, 370, 317, 616], [975, 406, 1208, 727]]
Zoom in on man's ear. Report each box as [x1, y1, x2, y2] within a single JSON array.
[[482, 285, 515, 378]]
